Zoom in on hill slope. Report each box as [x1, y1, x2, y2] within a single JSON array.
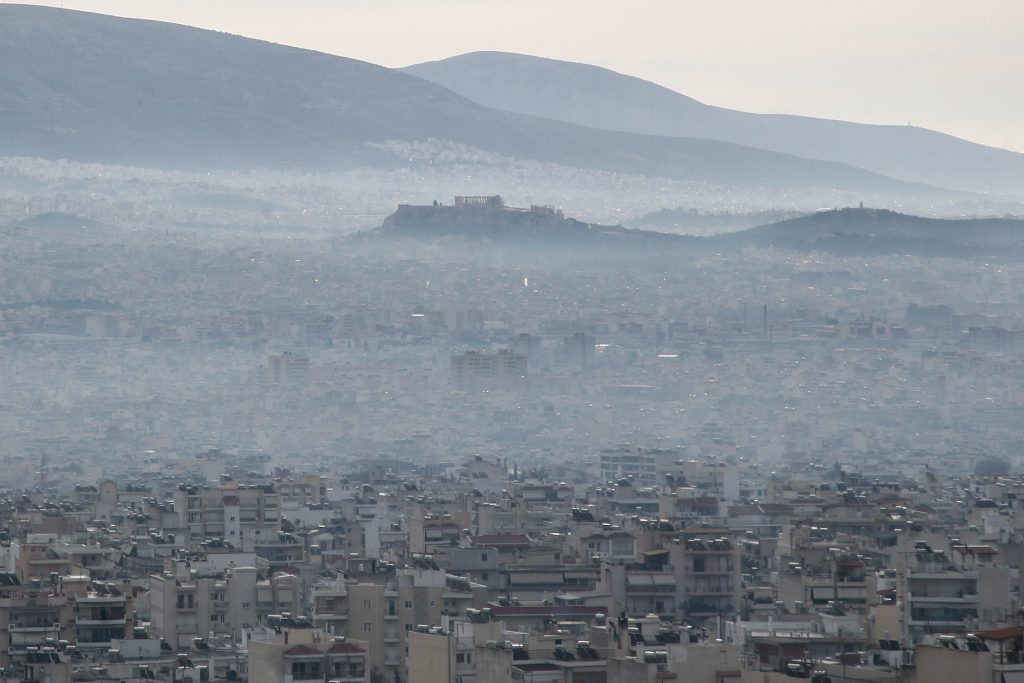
[[0, 5, 939, 195], [721, 207, 1024, 256], [404, 52, 1024, 195]]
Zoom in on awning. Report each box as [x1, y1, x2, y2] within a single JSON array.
[[509, 572, 563, 585], [627, 575, 654, 587]]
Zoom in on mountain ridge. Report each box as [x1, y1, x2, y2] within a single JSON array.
[[404, 51, 1024, 195], [0, 5, 945, 197]]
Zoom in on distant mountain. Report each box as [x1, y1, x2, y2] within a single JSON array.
[[8, 212, 102, 230], [0, 5, 940, 196], [404, 52, 1024, 195], [720, 207, 1024, 256]]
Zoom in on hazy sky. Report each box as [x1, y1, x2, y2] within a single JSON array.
[[15, 0, 1024, 151]]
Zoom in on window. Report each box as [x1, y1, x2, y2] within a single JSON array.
[[291, 662, 321, 681], [363, 623, 372, 632], [456, 653, 465, 663], [481, 572, 488, 581], [481, 553, 488, 561]]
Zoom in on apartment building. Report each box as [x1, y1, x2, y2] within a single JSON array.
[[174, 483, 281, 551], [150, 561, 299, 647], [249, 622, 370, 683], [310, 563, 486, 683], [900, 542, 1009, 643]]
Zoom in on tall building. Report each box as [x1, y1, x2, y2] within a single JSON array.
[[150, 561, 302, 648], [174, 483, 281, 551], [450, 350, 527, 391], [268, 352, 311, 384], [310, 564, 486, 683]]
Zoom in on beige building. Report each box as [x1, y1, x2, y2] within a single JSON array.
[[150, 561, 300, 647], [899, 543, 1010, 643], [596, 529, 740, 623], [311, 565, 486, 683], [406, 621, 478, 683], [0, 573, 133, 668], [916, 630, 1024, 683]]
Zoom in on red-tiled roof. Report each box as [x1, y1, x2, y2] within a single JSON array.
[[976, 626, 1024, 641], [954, 544, 998, 555]]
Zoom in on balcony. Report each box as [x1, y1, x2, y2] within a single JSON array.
[[77, 594, 126, 604], [908, 619, 969, 628], [314, 613, 348, 622], [384, 632, 401, 644], [687, 589, 733, 597], [908, 593, 978, 604], [626, 586, 676, 594], [9, 625, 60, 634], [76, 617, 126, 626]]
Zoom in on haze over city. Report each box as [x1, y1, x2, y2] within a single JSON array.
[[1, 3, 1024, 683]]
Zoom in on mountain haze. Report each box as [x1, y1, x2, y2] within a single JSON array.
[[0, 5, 942, 196], [404, 52, 1024, 195]]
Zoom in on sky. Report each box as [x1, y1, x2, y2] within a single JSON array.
[[12, 0, 1024, 151]]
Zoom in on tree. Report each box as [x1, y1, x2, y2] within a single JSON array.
[[975, 456, 1010, 476]]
